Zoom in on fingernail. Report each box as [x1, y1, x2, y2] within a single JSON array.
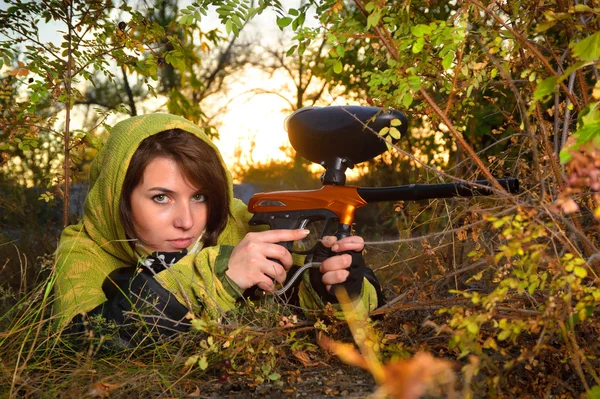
[[302, 229, 310, 235], [332, 244, 339, 252]]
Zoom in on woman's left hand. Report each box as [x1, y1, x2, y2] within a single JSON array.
[[318, 235, 365, 292]]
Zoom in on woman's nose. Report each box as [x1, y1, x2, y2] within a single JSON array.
[[174, 203, 194, 230]]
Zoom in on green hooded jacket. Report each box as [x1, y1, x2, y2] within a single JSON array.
[[53, 113, 379, 328]]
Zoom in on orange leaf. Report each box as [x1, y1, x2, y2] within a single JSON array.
[[380, 352, 456, 399], [319, 336, 368, 370], [188, 386, 201, 397]]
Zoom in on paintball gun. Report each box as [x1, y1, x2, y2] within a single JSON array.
[[247, 106, 519, 293]]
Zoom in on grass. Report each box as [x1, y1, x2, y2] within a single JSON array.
[[3, 194, 600, 398]]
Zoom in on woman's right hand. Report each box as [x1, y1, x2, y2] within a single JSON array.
[[226, 229, 309, 292]]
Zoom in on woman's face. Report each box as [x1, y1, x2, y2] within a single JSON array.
[[130, 156, 208, 252]]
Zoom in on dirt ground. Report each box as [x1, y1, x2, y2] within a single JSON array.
[[203, 365, 377, 398]]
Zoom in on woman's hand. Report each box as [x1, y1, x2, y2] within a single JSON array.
[[318, 235, 365, 292], [226, 229, 309, 292]]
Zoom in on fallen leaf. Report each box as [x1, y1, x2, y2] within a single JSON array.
[[292, 350, 320, 367], [88, 382, 123, 398]]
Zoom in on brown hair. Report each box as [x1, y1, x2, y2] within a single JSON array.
[[119, 129, 230, 247]]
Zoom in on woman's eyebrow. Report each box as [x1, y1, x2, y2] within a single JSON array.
[[148, 187, 175, 193]]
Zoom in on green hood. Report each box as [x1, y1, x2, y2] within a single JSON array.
[[83, 113, 234, 264]]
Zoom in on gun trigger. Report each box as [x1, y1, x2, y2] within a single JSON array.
[[298, 219, 310, 230]]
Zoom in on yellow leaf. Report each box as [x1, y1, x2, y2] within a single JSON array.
[[184, 355, 199, 369], [593, 80, 600, 100]]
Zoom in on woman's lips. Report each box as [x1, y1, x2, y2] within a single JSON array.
[[168, 237, 194, 249]]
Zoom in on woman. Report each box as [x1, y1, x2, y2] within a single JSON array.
[[54, 113, 382, 339]]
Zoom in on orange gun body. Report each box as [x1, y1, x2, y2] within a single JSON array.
[[248, 185, 367, 226]]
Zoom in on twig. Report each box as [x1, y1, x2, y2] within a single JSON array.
[[472, 34, 543, 200], [469, 0, 581, 111], [363, 205, 517, 246], [419, 88, 509, 195], [560, 72, 577, 154]]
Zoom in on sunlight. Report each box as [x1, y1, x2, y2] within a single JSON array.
[[210, 66, 362, 183], [212, 68, 293, 167]]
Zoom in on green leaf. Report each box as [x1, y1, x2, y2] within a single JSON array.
[[366, 11, 380, 29], [277, 17, 292, 29], [333, 60, 343, 74], [288, 8, 299, 16], [268, 372, 281, 381], [572, 4, 593, 12], [231, 14, 242, 28], [198, 355, 208, 370], [389, 126, 401, 139], [407, 75, 420, 91], [560, 148, 572, 164], [560, 61, 587, 81], [573, 32, 600, 61], [582, 103, 600, 125], [411, 24, 431, 37], [534, 76, 558, 101], [390, 118, 402, 127], [365, 2, 375, 12], [412, 37, 425, 53], [286, 45, 297, 56], [336, 45, 345, 58], [378, 127, 389, 136], [534, 20, 557, 33], [442, 52, 454, 70], [402, 92, 413, 108], [586, 385, 600, 399]]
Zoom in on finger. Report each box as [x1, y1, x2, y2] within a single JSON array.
[[320, 254, 352, 273], [260, 243, 294, 269], [320, 236, 338, 248], [332, 236, 365, 253], [322, 269, 350, 286], [256, 279, 276, 293], [247, 229, 309, 244], [260, 262, 287, 284]]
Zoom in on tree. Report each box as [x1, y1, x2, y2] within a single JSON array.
[[0, 0, 178, 225]]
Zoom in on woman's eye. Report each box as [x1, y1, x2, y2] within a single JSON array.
[[152, 194, 169, 204], [192, 194, 206, 202]]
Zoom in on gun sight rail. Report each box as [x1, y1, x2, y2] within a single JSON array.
[[357, 178, 519, 202]]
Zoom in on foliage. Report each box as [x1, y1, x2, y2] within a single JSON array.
[[269, 0, 600, 396]]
